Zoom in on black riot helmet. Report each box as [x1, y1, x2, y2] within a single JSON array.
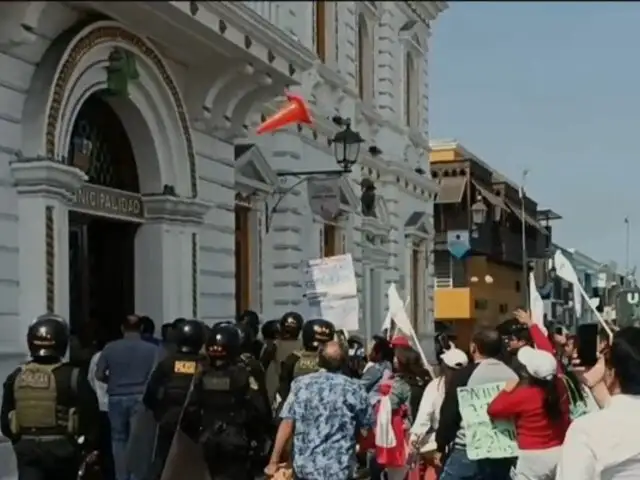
[[236, 321, 255, 352], [261, 319, 280, 341], [237, 310, 260, 338], [174, 319, 207, 354], [27, 314, 70, 360], [280, 312, 304, 340], [301, 319, 336, 351], [206, 323, 242, 361]]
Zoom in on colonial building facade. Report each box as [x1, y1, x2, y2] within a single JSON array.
[[0, 1, 446, 471], [0, 1, 445, 364]]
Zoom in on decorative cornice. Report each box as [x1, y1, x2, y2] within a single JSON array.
[[386, 162, 439, 195], [10, 158, 87, 201], [205, 2, 317, 71], [143, 195, 212, 225], [361, 216, 391, 236]]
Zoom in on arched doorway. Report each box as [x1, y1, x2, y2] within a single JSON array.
[[67, 91, 140, 354]]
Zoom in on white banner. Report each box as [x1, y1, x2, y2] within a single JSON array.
[[302, 254, 359, 331]]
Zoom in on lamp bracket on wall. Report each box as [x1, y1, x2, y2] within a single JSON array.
[[264, 170, 346, 234]]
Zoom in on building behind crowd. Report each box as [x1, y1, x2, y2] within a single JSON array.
[[1, 1, 450, 476], [429, 140, 553, 346], [0, 2, 448, 369], [544, 247, 629, 328]]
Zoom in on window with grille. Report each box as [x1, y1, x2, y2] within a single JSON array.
[[67, 93, 139, 192]]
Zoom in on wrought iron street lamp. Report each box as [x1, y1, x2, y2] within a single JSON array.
[[331, 119, 364, 173], [266, 116, 377, 233]]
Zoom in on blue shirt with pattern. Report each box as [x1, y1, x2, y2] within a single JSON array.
[[280, 370, 374, 480]]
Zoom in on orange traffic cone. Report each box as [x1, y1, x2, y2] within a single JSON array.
[[256, 92, 312, 135]]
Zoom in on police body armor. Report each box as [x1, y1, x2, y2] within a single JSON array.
[[199, 364, 254, 456], [266, 339, 301, 405], [158, 355, 200, 426], [11, 363, 77, 437], [292, 351, 320, 379]]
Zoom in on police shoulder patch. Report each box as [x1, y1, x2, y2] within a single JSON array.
[[173, 360, 196, 374], [248, 376, 259, 390]]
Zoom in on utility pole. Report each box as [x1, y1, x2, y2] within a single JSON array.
[[521, 169, 529, 310], [625, 216, 630, 285]]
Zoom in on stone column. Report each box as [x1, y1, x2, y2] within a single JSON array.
[[135, 195, 210, 331], [10, 160, 86, 351]]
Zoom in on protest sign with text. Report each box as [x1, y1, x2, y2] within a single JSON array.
[[302, 254, 359, 331], [457, 382, 517, 460]]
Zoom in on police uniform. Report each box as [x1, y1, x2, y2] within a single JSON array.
[[184, 323, 270, 480], [237, 310, 264, 360], [259, 319, 279, 371], [0, 314, 100, 480], [266, 312, 303, 407], [277, 318, 336, 404], [143, 319, 207, 480]]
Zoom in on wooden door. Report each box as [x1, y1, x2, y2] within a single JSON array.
[[88, 219, 136, 343], [68, 215, 90, 340]]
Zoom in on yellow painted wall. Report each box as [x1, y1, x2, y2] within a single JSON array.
[[430, 149, 463, 163], [434, 288, 473, 320], [467, 257, 524, 327]]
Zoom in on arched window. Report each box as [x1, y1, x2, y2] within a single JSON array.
[[315, 1, 326, 62], [357, 15, 366, 100], [357, 13, 373, 102], [405, 53, 415, 127]]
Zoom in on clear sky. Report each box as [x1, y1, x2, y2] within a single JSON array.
[[429, 2, 640, 272]]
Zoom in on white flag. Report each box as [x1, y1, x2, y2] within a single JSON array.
[[553, 250, 579, 284], [529, 272, 546, 335], [554, 250, 582, 318], [386, 284, 433, 376], [381, 295, 410, 336]]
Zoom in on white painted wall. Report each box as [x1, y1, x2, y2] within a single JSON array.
[[0, 1, 446, 476]]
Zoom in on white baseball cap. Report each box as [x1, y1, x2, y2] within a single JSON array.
[[441, 347, 469, 369], [517, 346, 557, 380]]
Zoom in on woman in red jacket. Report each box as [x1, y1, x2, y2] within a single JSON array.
[[487, 345, 570, 480]]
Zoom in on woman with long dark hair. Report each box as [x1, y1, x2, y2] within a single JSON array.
[[487, 346, 570, 479], [411, 346, 468, 480]]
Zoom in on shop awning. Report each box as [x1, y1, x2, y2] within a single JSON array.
[[506, 201, 549, 235], [435, 177, 467, 204]]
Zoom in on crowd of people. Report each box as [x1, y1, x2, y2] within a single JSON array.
[[1, 308, 639, 480]]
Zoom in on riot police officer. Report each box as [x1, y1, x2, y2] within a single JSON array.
[[267, 312, 304, 407], [277, 318, 336, 403], [259, 320, 279, 370], [143, 319, 207, 479], [237, 310, 263, 359], [184, 323, 271, 479], [0, 314, 100, 479], [346, 336, 367, 378]]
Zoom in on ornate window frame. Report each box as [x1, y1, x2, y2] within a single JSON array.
[[361, 196, 391, 340], [404, 211, 433, 333], [356, 2, 379, 104], [313, 1, 338, 67], [315, 176, 359, 257], [401, 33, 425, 131], [234, 145, 277, 316]]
